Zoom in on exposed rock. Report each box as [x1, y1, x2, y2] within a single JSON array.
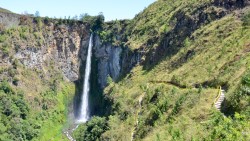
[[0, 12, 20, 28], [94, 35, 141, 89], [213, 0, 249, 9], [11, 23, 90, 81], [94, 35, 122, 89]]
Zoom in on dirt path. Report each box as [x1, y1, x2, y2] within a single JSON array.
[[131, 94, 144, 141]]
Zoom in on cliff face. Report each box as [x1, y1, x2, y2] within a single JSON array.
[[94, 35, 141, 89], [1, 1, 250, 140], [0, 12, 20, 28], [94, 35, 122, 88], [0, 13, 141, 121], [0, 16, 90, 82], [0, 12, 139, 89], [0, 13, 95, 140], [16, 24, 90, 81]]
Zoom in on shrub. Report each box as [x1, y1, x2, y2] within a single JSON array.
[[205, 112, 250, 141], [107, 75, 113, 85], [242, 11, 250, 27], [73, 116, 108, 141], [0, 34, 7, 42], [12, 76, 19, 86], [242, 73, 250, 86], [171, 75, 181, 86], [44, 16, 50, 24], [0, 43, 10, 55], [0, 81, 15, 94]]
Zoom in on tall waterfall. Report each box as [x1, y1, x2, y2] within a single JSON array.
[[77, 34, 93, 123]]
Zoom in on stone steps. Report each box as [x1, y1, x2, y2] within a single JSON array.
[[214, 89, 225, 110]]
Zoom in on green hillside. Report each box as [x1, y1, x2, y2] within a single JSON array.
[[74, 0, 250, 140], [0, 0, 249, 141]]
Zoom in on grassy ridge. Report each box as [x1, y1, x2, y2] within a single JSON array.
[[85, 0, 250, 140], [101, 16, 250, 140]]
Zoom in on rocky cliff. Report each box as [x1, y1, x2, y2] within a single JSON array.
[[0, 11, 20, 28], [0, 11, 140, 91], [93, 35, 141, 89], [0, 14, 91, 82], [1, 1, 250, 140]]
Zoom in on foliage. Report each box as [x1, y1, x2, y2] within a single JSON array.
[[0, 81, 39, 140], [107, 75, 113, 85], [1, 1, 250, 140], [97, 19, 130, 45], [93, 0, 250, 140], [34, 11, 40, 17], [243, 11, 250, 27], [0, 43, 10, 55], [81, 14, 105, 31], [0, 34, 7, 42], [205, 111, 250, 141], [227, 70, 250, 114], [73, 116, 108, 141], [34, 16, 43, 30]]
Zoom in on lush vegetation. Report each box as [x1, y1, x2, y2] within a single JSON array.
[[73, 116, 108, 141], [0, 75, 75, 140], [0, 14, 77, 140], [72, 0, 250, 140], [1, 0, 250, 140]]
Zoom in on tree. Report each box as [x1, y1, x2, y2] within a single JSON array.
[[73, 15, 78, 21], [79, 13, 89, 21], [73, 116, 108, 141], [35, 11, 40, 17], [98, 12, 105, 22]]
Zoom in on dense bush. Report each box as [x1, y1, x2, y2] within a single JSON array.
[[226, 71, 250, 114], [73, 116, 108, 141], [243, 11, 250, 26], [79, 13, 104, 31], [205, 111, 250, 141], [0, 81, 40, 140]]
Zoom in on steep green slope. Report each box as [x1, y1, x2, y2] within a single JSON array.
[[1, 0, 250, 141], [0, 66, 75, 141], [74, 0, 250, 140], [0, 14, 89, 140]]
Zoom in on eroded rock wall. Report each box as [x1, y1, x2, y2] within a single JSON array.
[[94, 35, 141, 89], [1, 20, 90, 82]]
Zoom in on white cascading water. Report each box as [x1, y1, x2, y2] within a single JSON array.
[[77, 34, 93, 123]]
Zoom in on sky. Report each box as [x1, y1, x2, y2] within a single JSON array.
[[1, 0, 156, 21]]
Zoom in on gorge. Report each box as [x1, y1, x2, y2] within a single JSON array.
[[0, 0, 250, 140]]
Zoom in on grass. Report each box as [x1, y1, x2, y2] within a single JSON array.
[[126, 0, 211, 50], [0, 0, 249, 140], [16, 62, 76, 140], [98, 2, 250, 140], [37, 83, 75, 141], [0, 45, 76, 140]]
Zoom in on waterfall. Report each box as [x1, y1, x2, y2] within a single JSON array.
[[77, 34, 93, 123]]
